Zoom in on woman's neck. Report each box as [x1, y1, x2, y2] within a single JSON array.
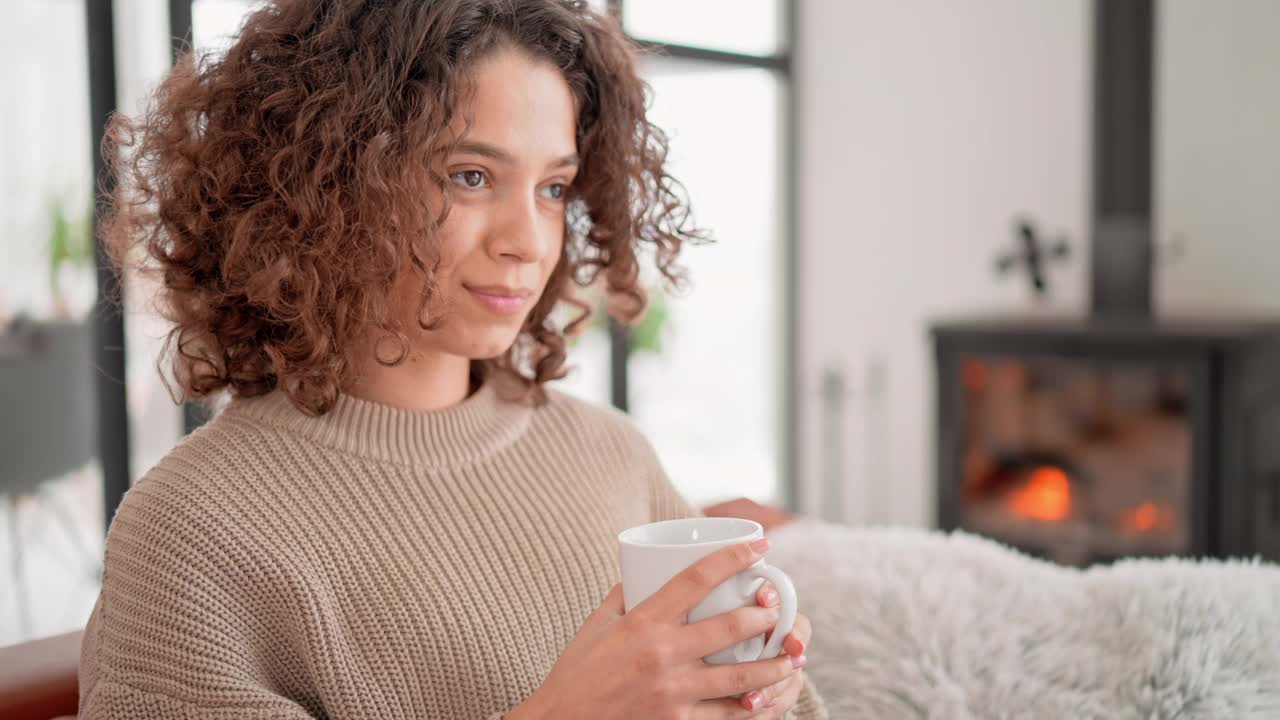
[[347, 347, 473, 412]]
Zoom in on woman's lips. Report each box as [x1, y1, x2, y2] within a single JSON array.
[[465, 284, 532, 315]]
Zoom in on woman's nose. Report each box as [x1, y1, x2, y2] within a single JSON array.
[[489, 193, 553, 263]]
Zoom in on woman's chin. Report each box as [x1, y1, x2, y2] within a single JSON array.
[[461, 329, 522, 360]]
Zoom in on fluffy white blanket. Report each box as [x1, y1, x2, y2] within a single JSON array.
[[768, 520, 1280, 719]]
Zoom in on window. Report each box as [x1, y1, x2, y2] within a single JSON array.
[[623, 0, 785, 57], [1, 0, 101, 646], [557, 2, 795, 508], [0, 0, 178, 647], [627, 58, 785, 506], [192, 0, 255, 55]]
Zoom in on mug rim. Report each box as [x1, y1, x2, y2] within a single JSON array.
[[617, 517, 763, 548]]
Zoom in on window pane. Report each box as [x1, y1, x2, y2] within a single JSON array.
[[193, 0, 258, 55], [1, 0, 102, 646], [629, 58, 784, 507], [623, 0, 784, 57], [551, 310, 614, 408], [117, 0, 186, 484], [1, 0, 182, 647]]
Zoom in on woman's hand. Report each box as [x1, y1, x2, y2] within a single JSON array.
[[511, 538, 807, 720], [740, 668, 807, 718], [737, 582, 812, 713]]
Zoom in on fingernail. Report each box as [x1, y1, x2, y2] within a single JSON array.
[[787, 638, 805, 655], [791, 654, 808, 669], [762, 589, 779, 606], [744, 690, 763, 709], [749, 537, 770, 554]]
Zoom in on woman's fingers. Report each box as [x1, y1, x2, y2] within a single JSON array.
[[685, 604, 781, 660], [692, 652, 805, 702], [756, 583, 809, 657], [740, 676, 785, 712], [783, 611, 810, 657], [636, 539, 771, 622], [691, 694, 784, 719], [701, 671, 806, 719], [758, 670, 806, 718], [738, 646, 807, 711], [756, 580, 779, 609]]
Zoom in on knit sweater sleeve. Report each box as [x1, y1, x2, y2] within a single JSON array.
[[78, 466, 320, 719], [636, 433, 830, 720], [79, 677, 316, 719]]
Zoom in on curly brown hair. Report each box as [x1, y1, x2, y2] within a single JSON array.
[[102, 0, 703, 415]]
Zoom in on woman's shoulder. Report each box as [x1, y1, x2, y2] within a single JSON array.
[[136, 401, 290, 497], [110, 403, 301, 553], [88, 410, 308, 710]]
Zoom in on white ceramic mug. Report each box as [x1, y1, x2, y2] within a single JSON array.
[[618, 517, 798, 665]]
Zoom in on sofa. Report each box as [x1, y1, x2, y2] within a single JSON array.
[[0, 630, 80, 720]]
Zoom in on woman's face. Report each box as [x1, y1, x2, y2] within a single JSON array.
[[395, 46, 578, 362]]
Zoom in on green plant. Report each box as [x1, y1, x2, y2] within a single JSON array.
[[571, 284, 671, 355], [47, 196, 94, 297], [628, 288, 668, 354]]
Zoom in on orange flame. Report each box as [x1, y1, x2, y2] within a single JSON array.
[[962, 360, 987, 391], [1007, 466, 1072, 521], [1122, 501, 1171, 534]]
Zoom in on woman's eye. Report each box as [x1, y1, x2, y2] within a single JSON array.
[[450, 170, 488, 189], [540, 183, 566, 200]]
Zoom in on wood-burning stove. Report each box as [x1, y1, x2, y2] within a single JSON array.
[[931, 2, 1280, 565], [933, 316, 1280, 565]]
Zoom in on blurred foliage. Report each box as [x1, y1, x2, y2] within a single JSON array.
[[629, 288, 668, 354], [47, 196, 94, 296], [571, 284, 670, 355]]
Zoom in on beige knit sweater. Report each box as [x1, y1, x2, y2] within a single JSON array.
[[78, 380, 827, 719]]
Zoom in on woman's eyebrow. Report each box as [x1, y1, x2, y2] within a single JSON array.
[[453, 140, 578, 170]]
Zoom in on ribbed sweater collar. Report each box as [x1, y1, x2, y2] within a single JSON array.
[[225, 381, 533, 469]]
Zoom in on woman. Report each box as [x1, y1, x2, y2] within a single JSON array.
[[81, 1, 826, 718]]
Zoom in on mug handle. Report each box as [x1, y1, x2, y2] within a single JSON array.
[[741, 564, 797, 660]]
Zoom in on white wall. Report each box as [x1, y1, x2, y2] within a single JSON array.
[[795, 0, 1092, 527], [1155, 0, 1280, 315]]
